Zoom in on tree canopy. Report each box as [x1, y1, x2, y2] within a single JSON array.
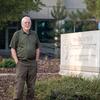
[[96, 0, 100, 20], [84, 0, 100, 20], [0, 0, 45, 27], [51, 0, 67, 34], [51, 0, 67, 20], [84, 0, 96, 17]]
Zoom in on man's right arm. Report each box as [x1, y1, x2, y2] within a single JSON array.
[[11, 48, 18, 64], [10, 31, 19, 64]]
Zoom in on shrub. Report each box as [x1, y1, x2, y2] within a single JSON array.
[[35, 76, 100, 100], [6, 76, 100, 100], [0, 58, 15, 68]]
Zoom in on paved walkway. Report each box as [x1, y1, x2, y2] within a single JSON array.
[[0, 73, 15, 76], [0, 72, 59, 76]]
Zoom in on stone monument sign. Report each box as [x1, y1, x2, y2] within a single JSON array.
[[59, 30, 100, 77]]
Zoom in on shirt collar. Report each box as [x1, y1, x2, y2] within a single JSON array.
[[21, 29, 31, 35]]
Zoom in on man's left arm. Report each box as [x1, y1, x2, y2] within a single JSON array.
[[36, 48, 40, 62], [35, 31, 40, 62]]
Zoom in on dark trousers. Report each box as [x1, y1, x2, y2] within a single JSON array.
[[14, 61, 37, 100]]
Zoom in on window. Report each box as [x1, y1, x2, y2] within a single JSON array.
[[37, 20, 55, 43], [8, 28, 17, 48], [0, 29, 5, 49]]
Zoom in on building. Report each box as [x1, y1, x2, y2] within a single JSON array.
[[0, 0, 86, 57], [64, 0, 86, 11]]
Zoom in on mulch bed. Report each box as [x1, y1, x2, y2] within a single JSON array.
[[0, 59, 60, 73], [0, 59, 60, 100]]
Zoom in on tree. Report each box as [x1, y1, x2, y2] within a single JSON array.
[[84, 0, 100, 29], [84, 0, 100, 20], [68, 9, 91, 32], [68, 0, 97, 32], [96, 0, 100, 20], [0, 0, 45, 27], [51, 0, 67, 58], [51, 0, 67, 35], [51, 0, 67, 20], [68, 11, 78, 32], [84, 0, 96, 18]]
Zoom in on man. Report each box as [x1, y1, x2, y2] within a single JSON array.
[[10, 16, 40, 100]]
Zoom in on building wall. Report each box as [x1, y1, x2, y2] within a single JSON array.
[[29, 0, 58, 19], [29, 0, 86, 19], [42, 0, 57, 6], [64, 0, 86, 11], [29, 0, 64, 19]]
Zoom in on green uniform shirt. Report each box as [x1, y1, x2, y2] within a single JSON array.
[[10, 29, 40, 61]]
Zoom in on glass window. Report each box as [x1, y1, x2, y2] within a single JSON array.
[[0, 29, 5, 49], [37, 20, 55, 43], [8, 28, 17, 48]]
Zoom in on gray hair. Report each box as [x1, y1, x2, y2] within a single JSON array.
[[21, 16, 31, 26]]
